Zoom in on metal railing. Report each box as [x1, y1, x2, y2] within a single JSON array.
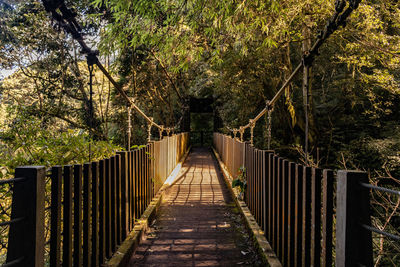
[[1, 133, 189, 267]]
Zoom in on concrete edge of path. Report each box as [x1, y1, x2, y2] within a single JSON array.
[[106, 146, 192, 267], [211, 147, 282, 267]]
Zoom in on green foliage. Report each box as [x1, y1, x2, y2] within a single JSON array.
[[231, 166, 247, 200], [0, 110, 121, 178]]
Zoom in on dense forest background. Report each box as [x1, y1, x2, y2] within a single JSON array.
[[1, 0, 400, 180]]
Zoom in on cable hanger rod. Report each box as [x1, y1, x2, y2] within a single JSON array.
[[41, 0, 178, 132], [226, 0, 361, 134]]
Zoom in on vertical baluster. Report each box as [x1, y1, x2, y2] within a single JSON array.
[[267, 153, 274, 242], [7, 167, 45, 266], [73, 164, 83, 267], [302, 166, 312, 267], [287, 162, 296, 267], [111, 156, 117, 252], [91, 162, 99, 267], [145, 146, 149, 206], [142, 148, 146, 211], [258, 150, 263, 226], [261, 151, 266, 232], [151, 143, 155, 198], [294, 164, 303, 267], [254, 149, 259, 222], [126, 152, 131, 231], [321, 170, 333, 267], [148, 145, 152, 204], [142, 147, 146, 211], [135, 149, 140, 218], [129, 151, 133, 228], [311, 168, 322, 267], [115, 154, 122, 244], [253, 148, 256, 215], [136, 149, 141, 217], [130, 150, 139, 223], [277, 158, 282, 259], [336, 171, 373, 267], [63, 165, 73, 267], [105, 158, 112, 258], [83, 163, 92, 267], [139, 148, 143, 216], [282, 160, 289, 266], [262, 151, 269, 235], [272, 156, 278, 251], [98, 160, 106, 264], [250, 147, 254, 213], [50, 166, 62, 267], [117, 152, 128, 240]]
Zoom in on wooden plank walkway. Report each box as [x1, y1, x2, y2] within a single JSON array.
[[128, 147, 262, 266]]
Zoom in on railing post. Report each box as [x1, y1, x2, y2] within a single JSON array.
[[7, 166, 46, 267], [336, 170, 373, 267]]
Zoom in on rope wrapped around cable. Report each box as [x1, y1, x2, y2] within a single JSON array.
[[225, 0, 361, 143]]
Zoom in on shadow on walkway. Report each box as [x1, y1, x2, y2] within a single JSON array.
[[128, 147, 262, 267]]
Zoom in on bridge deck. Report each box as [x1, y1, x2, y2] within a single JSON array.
[[128, 147, 262, 266]]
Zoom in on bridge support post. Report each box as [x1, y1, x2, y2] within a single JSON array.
[[7, 166, 46, 267], [336, 171, 373, 267]]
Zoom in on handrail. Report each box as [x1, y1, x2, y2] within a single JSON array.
[[226, 0, 362, 137], [41, 0, 180, 133]]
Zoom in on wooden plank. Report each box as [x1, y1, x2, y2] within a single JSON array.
[[83, 163, 92, 267], [91, 162, 99, 267], [50, 166, 62, 267], [73, 164, 83, 267]]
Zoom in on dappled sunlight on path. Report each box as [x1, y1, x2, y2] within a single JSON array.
[[128, 147, 262, 267]]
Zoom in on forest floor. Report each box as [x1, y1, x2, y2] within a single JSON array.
[[128, 147, 263, 267]]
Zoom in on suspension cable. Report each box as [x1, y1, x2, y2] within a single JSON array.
[[41, 0, 180, 134], [225, 0, 361, 143]]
